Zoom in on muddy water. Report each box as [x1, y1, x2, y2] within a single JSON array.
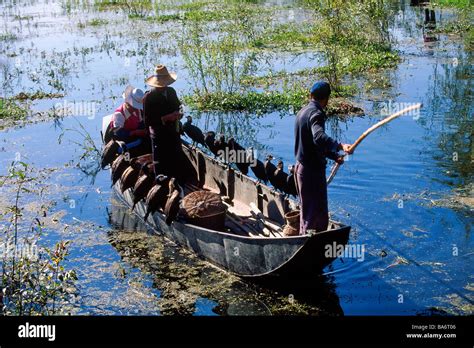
[[0, 0, 472, 315]]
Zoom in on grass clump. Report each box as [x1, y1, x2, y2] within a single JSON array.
[[432, 0, 473, 9], [0, 98, 29, 121], [252, 23, 315, 50], [0, 33, 18, 41], [13, 91, 64, 101], [87, 18, 109, 26], [94, 0, 152, 17], [183, 85, 363, 116]]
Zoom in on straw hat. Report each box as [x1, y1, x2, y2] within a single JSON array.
[[145, 65, 177, 88], [122, 85, 144, 110]]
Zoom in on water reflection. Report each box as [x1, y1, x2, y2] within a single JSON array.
[[425, 53, 473, 188]]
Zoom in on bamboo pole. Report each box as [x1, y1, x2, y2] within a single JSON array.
[[327, 103, 422, 185]]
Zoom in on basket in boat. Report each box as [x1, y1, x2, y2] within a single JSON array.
[[283, 224, 299, 236], [283, 210, 300, 236], [182, 190, 227, 231]]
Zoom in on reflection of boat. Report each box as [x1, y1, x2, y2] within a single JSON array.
[[107, 202, 344, 315], [112, 143, 351, 279]]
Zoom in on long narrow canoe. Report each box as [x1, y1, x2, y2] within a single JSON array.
[[113, 144, 350, 279]]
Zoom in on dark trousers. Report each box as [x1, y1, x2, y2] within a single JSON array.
[[151, 136, 197, 186], [128, 137, 152, 158], [295, 161, 329, 235]]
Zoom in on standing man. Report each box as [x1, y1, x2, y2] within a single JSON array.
[[294, 81, 352, 234], [143, 65, 195, 184]]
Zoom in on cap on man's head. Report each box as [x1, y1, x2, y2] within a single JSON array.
[[310, 81, 331, 100]]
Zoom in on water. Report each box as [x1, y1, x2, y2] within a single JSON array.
[[0, 0, 472, 315]]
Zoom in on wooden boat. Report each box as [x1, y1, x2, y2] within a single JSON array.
[[111, 143, 351, 279]]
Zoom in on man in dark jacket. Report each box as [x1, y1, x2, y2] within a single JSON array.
[[294, 81, 352, 234], [143, 65, 196, 184]]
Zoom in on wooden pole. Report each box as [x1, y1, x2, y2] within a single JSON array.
[[327, 103, 422, 185]]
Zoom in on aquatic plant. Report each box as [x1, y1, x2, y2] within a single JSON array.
[[58, 118, 102, 181], [433, 0, 473, 9], [0, 98, 29, 121], [178, 8, 260, 96], [13, 91, 64, 101], [306, 0, 396, 91], [183, 86, 363, 116], [94, 0, 152, 17], [78, 18, 109, 28], [0, 162, 77, 315]]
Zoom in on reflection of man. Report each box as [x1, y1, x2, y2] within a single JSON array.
[[143, 65, 194, 184], [294, 81, 352, 234]]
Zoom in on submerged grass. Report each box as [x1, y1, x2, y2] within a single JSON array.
[[433, 0, 473, 9], [13, 91, 64, 101], [78, 18, 109, 28], [183, 87, 363, 116]]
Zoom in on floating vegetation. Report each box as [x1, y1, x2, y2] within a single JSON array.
[[78, 18, 109, 28], [384, 184, 474, 212], [184, 89, 363, 116], [0, 33, 18, 41], [0, 98, 29, 121], [13, 91, 64, 101], [435, 292, 474, 315], [0, 0, 472, 317], [433, 0, 473, 9]]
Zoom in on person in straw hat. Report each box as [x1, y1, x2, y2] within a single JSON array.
[[143, 65, 196, 184], [104, 85, 150, 155]]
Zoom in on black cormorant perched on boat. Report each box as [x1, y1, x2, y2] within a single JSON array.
[[285, 164, 298, 196], [264, 155, 278, 188], [131, 165, 155, 211], [164, 178, 182, 225], [273, 160, 289, 193], [204, 131, 220, 157], [182, 116, 206, 148], [120, 162, 151, 193], [101, 139, 126, 169], [111, 154, 131, 186], [248, 148, 267, 183], [144, 175, 170, 221], [214, 134, 229, 160], [227, 137, 249, 175]]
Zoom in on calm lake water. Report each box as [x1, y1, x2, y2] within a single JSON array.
[[0, 0, 472, 315]]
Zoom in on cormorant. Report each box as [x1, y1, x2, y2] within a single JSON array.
[[164, 178, 182, 225], [131, 165, 155, 211], [264, 155, 278, 188], [273, 160, 289, 193], [249, 148, 268, 183], [227, 137, 250, 175], [144, 175, 170, 221], [285, 164, 298, 196], [204, 131, 220, 157], [182, 116, 206, 148]]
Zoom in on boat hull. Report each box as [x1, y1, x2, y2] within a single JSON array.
[[114, 184, 350, 278]]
